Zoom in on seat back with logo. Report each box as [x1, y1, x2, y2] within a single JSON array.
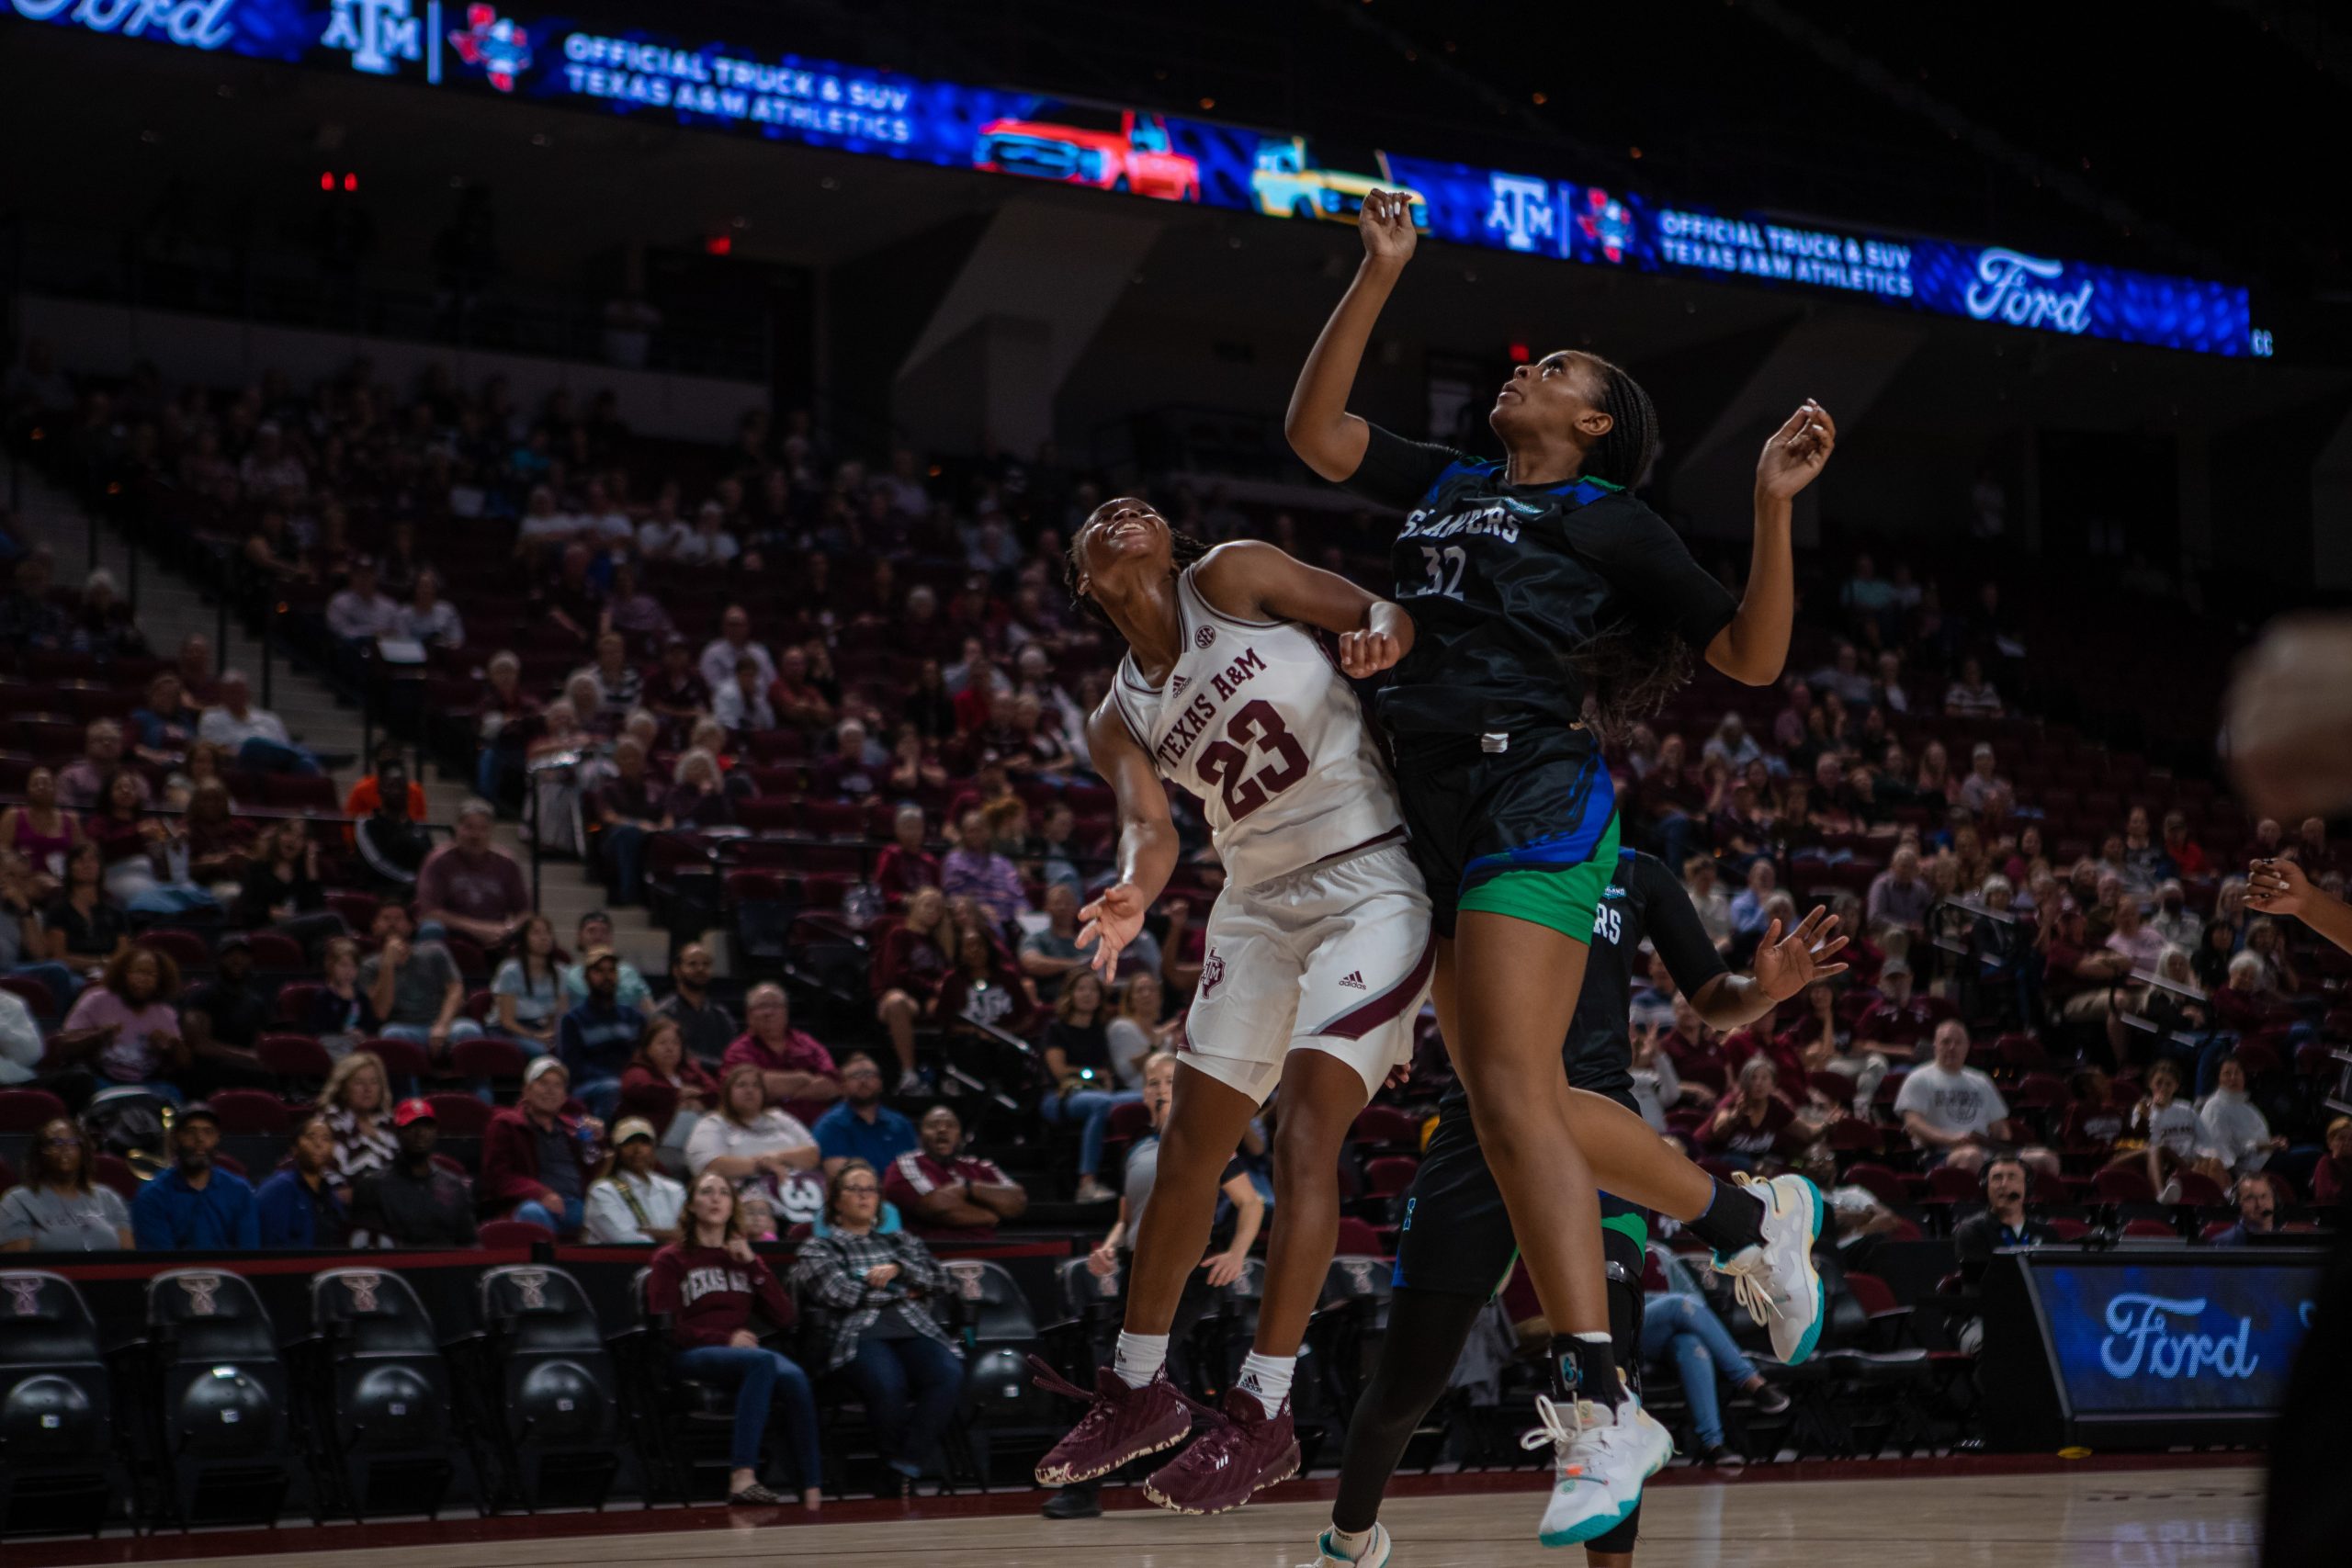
[[0, 1269, 114, 1533], [311, 1269, 451, 1453], [0, 1270, 109, 1462], [940, 1258, 1036, 1347], [476, 1264, 616, 1450], [146, 1269, 286, 1461]]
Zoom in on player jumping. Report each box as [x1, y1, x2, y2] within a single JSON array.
[[1286, 188, 1838, 1545], [1297, 852, 1846, 1567]]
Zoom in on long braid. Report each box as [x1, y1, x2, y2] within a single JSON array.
[[1565, 354, 1677, 735]]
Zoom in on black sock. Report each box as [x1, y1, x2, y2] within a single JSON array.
[[1684, 1176, 1766, 1257], [1550, 1331, 1626, 1409]]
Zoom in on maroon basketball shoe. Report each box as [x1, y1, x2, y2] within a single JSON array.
[[1030, 1356, 1195, 1486], [1141, 1387, 1300, 1515]]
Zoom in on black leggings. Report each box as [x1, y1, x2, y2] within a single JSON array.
[[1333, 1271, 1645, 1551]]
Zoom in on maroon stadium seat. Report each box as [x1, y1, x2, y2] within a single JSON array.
[[424, 1092, 494, 1136], [208, 1089, 291, 1135], [480, 1218, 554, 1249], [0, 1088, 70, 1133]]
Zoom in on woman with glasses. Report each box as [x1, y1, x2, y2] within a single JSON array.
[[0, 1118, 131, 1250], [791, 1159, 965, 1495]]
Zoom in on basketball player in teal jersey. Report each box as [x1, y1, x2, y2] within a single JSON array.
[[1288, 189, 1838, 1545]]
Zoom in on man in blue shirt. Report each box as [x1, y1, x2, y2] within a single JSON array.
[[132, 1103, 260, 1251], [812, 1053, 918, 1178], [558, 947, 640, 1122]]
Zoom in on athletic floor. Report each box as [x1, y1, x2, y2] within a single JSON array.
[[13, 1457, 2264, 1568]]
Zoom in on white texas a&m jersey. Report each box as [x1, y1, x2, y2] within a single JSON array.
[[1108, 566, 1404, 887]]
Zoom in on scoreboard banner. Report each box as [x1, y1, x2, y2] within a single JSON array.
[[7, 0, 2256, 357]]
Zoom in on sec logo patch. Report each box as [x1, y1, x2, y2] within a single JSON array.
[[1195, 626, 1216, 649]]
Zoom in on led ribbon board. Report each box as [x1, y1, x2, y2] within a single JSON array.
[[6, 0, 2254, 356]]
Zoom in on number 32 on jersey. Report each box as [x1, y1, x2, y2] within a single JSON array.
[[1418, 544, 1466, 600]]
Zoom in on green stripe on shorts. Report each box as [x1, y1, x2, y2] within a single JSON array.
[[1600, 1208, 1650, 1251], [1455, 811, 1622, 942]]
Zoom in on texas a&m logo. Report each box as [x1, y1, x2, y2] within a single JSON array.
[[1198, 947, 1226, 995]]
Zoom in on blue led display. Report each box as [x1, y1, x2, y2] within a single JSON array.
[[3, 0, 2255, 356], [2033, 1257, 2319, 1416]]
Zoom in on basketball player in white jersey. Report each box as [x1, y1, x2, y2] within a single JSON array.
[[1030, 496, 1436, 1514]]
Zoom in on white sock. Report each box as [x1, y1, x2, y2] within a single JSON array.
[[1113, 1331, 1168, 1389], [1327, 1524, 1376, 1562], [1236, 1350, 1295, 1414]]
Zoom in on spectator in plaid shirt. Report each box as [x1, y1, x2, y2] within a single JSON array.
[[790, 1160, 965, 1494]]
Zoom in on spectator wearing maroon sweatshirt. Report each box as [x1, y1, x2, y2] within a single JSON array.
[[873, 806, 943, 905], [873, 887, 953, 1092], [645, 1171, 822, 1508], [480, 1056, 603, 1235], [722, 984, 842, 1108]]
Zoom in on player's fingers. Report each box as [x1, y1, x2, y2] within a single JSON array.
[[1814, 963, 1851, 980], [1760, 918, 1783, 949], [1813, 934, 1850, 960]]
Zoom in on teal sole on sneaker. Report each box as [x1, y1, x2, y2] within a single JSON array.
[[1535, 1451, 1667, 1548], [1786, 1175, 1826, 1367]]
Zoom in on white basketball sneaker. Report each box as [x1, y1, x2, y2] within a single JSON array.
[[1522, 1392, 1671, 1548], [1713, 1172, 1826, 1364], [1296, 1522, 1393, 1567]]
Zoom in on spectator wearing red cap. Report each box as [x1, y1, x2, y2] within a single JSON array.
[[883, 1105, 1028, 1233], [722, 984, 842, 1108], [350, 1099, 478, 1247], [481, 1056, 604, 1236]]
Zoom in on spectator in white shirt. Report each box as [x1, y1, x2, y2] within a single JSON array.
[[2198, 1055, 2287, 1179], [1943, 658, 2005, 719], [571, 479, 633, 545], [673, 501, 741, 567], [634, 487, 694, 559], [1682, 853, 1733, 952], [198, 671, 321, 775], [2104, 897, 2166, 970], [1873, 651, 1908, 714], [326, 558, 401, 642], [1894, 1019, 2058, 1178], [583, 1118, 687, 1244], [712, 654, 776, 735], [393, 568, 465, 649], [514, 484, 574, 549], [1700, 712, 1762, 773], [698, 606, 775, 693]]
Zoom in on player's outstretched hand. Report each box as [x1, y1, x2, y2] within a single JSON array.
[[1757, 399, 1837, 500], [1339, 625, 1407, 678], [1079, 881, 1148, 979], [2247, 857, 2313, 919], [1360, 189, 1418, 265], [1201, 1249, 1246, 1288], [1754, 906, 1850, 1001]]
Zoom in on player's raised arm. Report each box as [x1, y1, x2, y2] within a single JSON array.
[[1705, 400, 1836, 685], [1193, 540, 1414, 678], [1080, 700, 1181, 980], [1283, 190, 1419, 482]]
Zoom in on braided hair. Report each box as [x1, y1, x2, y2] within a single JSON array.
[[1569, 351, 1660, 491], [1564, 354, 1678, 736], [1063, 501, 1214, 627]]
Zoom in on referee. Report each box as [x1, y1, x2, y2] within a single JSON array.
[[1297, 850, 1846, 1568]]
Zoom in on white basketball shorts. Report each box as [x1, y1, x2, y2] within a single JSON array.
[[1181, 839, 1436, 1104]]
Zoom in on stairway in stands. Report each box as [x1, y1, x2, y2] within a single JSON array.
[[12, 470, 675, 979]]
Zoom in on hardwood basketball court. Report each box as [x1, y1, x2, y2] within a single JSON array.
[[21, 1460, 2264, 1568]]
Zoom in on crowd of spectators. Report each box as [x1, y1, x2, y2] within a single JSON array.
[[0, 343, 2342, 1388]]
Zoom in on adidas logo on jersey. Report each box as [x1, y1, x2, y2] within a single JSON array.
[[1170, 674, 1190, 694], [1338, 970, 1367, 990]]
